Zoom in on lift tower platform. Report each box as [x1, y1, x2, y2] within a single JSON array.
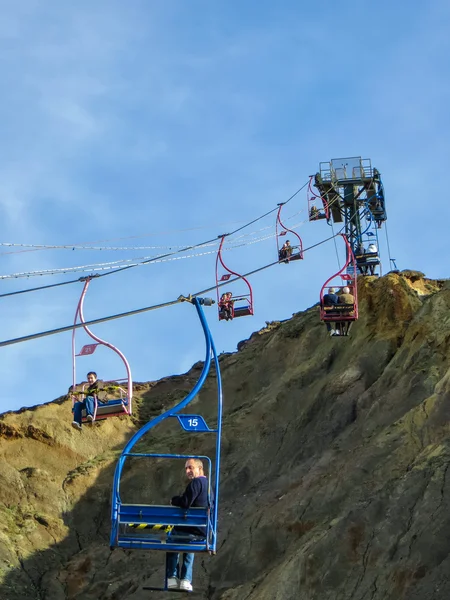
[[312, 156, 387, 254]]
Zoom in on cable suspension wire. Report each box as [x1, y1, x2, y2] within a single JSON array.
[[330, 221, 341, 270], [91, 182, 310, 280], [229, 208, 306, 243], [219, 181, 309, 238], [0, 231, 274, 279], [0, 181, 310, 295], [0, 278, 83, 299], [0, 221, 251, 256], [0, 241, 224, 280], [0, 231, 264, 280], [0, 210, 305, 253], [0, 196, 310, 283], [201, 228, 342, 298], [0, 228, 340, 349], [384, 221, 397, 270], [0, 217, 310, 280], [0, 296, 181, 347], [0, 241, 219, 253]]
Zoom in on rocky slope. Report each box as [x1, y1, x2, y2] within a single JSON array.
[[0, 271, 449, 600]]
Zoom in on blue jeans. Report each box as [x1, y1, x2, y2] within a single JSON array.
[[166, 552, 194, 583], [73, 396, 95, 425]]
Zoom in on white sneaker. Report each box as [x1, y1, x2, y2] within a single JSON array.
[[167, 577, 179, 589], [179, 579, 193, 592], [71, 421, 82, 431], [86, 415, 94, 424]]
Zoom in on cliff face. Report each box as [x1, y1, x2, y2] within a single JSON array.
[[1, 271, 449, 600]]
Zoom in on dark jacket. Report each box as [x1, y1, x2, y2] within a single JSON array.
[[323, 293, 338, 306], [171, 476, 212, 536], [85, 379, 103, 398]]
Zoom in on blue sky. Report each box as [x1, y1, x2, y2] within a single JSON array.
[[1, 0, 449, 413]]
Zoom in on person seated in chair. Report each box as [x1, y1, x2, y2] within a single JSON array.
[[373, 200, 384, 227], [310, 205, 319, 220], [338, 286, 354, 305], [333, 287, 355, 336], [322, 287, 339, 336], [366, 243, 379, 275], [310, 204, 326, 220], [219, 292, 233, 321], [355, 243, 368, 275], [279, 240, 293, 263], [166, 459, 212, 593], [72, 371, 101, 430]]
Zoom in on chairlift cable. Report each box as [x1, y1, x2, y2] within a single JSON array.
[[331, 221, 341, 270], [0, 216, 309, 281], [0, 221, 250, 256], [0, 228, 342, 349], [384, 221, 397, 270], [0, 278, 82, 299], [0, 241, 219, 253], [0, 181, 310, 296]]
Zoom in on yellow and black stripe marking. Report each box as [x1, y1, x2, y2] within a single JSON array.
[[128, 523, 174, 532]]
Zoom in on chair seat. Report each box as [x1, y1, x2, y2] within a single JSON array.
[[322, 304, 356, 322], [233, 306, 252, 317], [82, 398, 129, 418], [118, 503, 209, 524], [356, 252, 379, 265], [323, 304, 354, 311]]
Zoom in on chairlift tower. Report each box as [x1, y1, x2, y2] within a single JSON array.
[[312, 156, 387, 255]]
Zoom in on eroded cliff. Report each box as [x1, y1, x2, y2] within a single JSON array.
[[1, 271, 449, 600]]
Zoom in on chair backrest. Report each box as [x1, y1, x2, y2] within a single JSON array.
[[115, 504, 211, 552], [233, 305, 252, 317], [119, 504, 209, 529]]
